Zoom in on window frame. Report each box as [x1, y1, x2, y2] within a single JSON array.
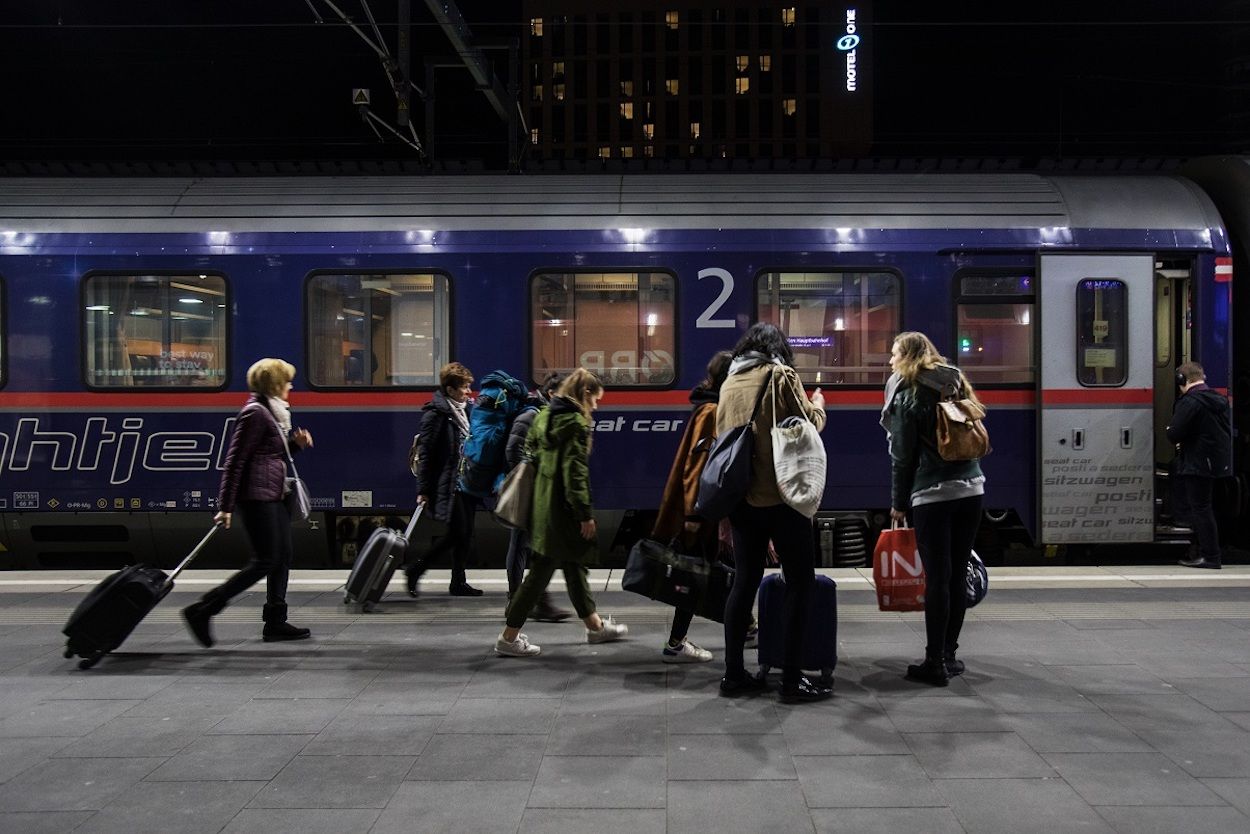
[[950, 267, 1038, 389], [0, 274, 6, 390], [302, 268, 454, 392], [753, 266, 905, 388], [1075, 277, 1129, 388], [526, 267, 680, 391], [79, 269, 232, 392]]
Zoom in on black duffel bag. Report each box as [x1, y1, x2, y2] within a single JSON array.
[[621, 537, 734, 623]]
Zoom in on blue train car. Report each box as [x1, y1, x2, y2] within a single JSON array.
[[0, 174, 1236, 567]]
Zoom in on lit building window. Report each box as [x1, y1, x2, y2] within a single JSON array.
[[531, 128, 540, 144], [599, 145, 611, 159], [553, 83, 566, 101], [760, 54, 772, 72], [531, 17, 543, 36], [782, 7, 795, 26], [643, 122, 655, 139], [735, 77, 750, 95], [553, 61, 565, 77], [783, 98, 797, 116], [665, 78, 679, 95], [620, 102, 634, 119], [736, 55, 750, 73], [532, 84, 543, 101], [690, 121, 701, 139], [621, 146, 635, 158], [665, 10, 679, 30], [643, 144, 655, 157], [620, 80, 634, 96]]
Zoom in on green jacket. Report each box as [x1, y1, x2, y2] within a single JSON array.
[[525, 396, 598, 565], [884, 365, 983, 510]]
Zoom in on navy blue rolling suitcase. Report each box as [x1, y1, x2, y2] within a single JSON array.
[[756, 572, 837, 685], [63, 524, 221, 670]]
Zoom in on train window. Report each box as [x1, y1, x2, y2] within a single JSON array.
[[956, 273, 1035, 385], [756, 271, 900, 385], [531, 271, 676, 386], [83, 274, 228, 389], [1076, 278, 1128, 386], [0, 277, 5, 388], [306, 273, 449, 388]]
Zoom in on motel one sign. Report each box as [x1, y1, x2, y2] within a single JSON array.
[[837, 8, 860, 92]]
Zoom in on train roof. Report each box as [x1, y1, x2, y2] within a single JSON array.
[[0, 174, 1224, 234]]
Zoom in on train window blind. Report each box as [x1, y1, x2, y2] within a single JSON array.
[[531, 271, 676, 387], [82, 274, 228, 389], [756, 271, 900, 385], [1076, 278, 1128, 386], [306, 273, 449, 388], [956, 272, 1035, 385]]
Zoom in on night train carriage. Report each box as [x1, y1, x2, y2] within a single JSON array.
[[0, 173, 1231, 568]]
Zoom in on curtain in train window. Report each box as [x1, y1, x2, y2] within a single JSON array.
[[756, 271, 900, 385], [83, 275, 228, 388], [307, 273, 449, 387], [1076, 278, 1127, 386], [531, 272, 676, 386], [956, 273, 1035, 385]]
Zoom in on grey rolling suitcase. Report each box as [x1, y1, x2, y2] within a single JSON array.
[[343, 507, 422, 611]]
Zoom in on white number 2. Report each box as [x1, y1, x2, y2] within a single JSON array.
[[695, 267, 735, 329]]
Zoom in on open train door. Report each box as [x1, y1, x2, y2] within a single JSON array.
[[1039, 254, 1155, 544]]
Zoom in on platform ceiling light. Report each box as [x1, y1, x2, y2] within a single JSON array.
[[85, 305, 110, 311], [620, 228, 648, 244], [179, 297, 204, 304]]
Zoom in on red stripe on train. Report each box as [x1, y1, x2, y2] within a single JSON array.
[[1041, 388, 1152, 405]]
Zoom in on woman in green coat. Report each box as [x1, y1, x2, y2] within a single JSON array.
[[495, 368, 629, 657]]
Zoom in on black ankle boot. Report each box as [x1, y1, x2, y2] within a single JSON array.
[[906, 656, 950, 687], [943, 652, 965, 676], [182, 595, 225, 648], [405, 566, 424, 598], [263, 621, 311, 642]]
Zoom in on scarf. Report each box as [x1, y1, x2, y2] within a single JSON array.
[[447, 396, 470, 437], [727, 350, 784, 376], [266, 396, 293, 436]]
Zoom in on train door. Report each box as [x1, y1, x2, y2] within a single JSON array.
[[1038, 254, 1155, 544], [1152, 263, 1193, 534]]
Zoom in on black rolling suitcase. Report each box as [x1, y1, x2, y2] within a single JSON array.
[[756, 572, 838, 686], [343, 507, 423, 611], [62, 524, 221, 670]]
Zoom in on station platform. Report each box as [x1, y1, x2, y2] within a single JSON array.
[[1, 567, 1249, 833]]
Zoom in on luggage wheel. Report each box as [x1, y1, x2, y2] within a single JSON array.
[[343, 594, 354, 605], [78, 652, 105, 670], [361, 601, 377, 614]]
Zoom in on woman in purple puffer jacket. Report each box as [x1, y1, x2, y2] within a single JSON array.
[[182, 358, 314, 647]]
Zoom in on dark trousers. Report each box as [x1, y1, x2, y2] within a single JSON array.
[[504, 554, 595, 628], [1174, 475, 1221, 562], [205, 499, 292, 623], [668, 523, 720, 644], [416, 491, 476, 585], [724, 502, 815, 685], [912, 495, 982, 659], [505, 527, 530, 594]]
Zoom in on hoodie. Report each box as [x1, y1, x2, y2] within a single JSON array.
[[1167, 384, 1232, 478]]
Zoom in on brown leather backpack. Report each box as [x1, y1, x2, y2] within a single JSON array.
[[936, 397, 991, 461]]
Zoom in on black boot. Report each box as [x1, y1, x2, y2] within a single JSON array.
[[405, 565, 424, 598], [944, 652, 966, 677], [262, 603, 311, 643], [906, 655, 950, 687], [533, 592, 572, 623], [182, 594, 226, 648], [449, 580, 483, 596]]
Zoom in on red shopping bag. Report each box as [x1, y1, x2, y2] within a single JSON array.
[[873, 522, 925, 612]]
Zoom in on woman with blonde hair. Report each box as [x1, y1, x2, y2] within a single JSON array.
[[882, 331, 985, 686], [183, 358, 314, 646], [494, 368, 628, 657]]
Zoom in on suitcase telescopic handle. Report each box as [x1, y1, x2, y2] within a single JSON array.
[[403, 505, 424, 539], [167, 522, 224, 585]]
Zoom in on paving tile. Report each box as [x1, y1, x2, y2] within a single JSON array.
[[46, 673, 180, 701], [1203, 778, 1250, 815], [1167, 676, 1250, 712], [778, 700, 910, 755], [667, 695, 782, 734], [256, 668, 380, 700], [0, 736, 76, 783], [461, 662, 574, 698], [405, 733, 546, 781], [1042, 752, 1226, 806], [342, 679, 466, 716], [519, 808, 667, 834], [795, 755, 944, 807], [1229, 713, 1250, 731], [877, 695, 1010, 733], [1089, 693, 1237, 735], [371, 781, 531, 834], [0, 756, 164, 812], [146, 733, 312, 781], [1049, 665, 1177, 695], [120, 683, 268, 718], [219, 808, 381, 834], [903, 731, 1056, 778], [545, 713, 666, 756], [966, 676, 1101, 714], [1148, 729, 1250, 778], [1001, 713, 1152, 754], [1095, 805, 1250, 834], [208, 697, 350, 735], [528, 756, 665, 808], [936, 778, 1115, 834], [72, 780, 265, 834], [301, 713, 440, 756], [667, 780, 814, 834], [248, 754, 414, 809], [54, 715, 220, 758], [0, 699, 141, 738], [668, 733, 797, 780], [437, 697, 560, 734], [0, 811, 95, 834], [811, 807, 965, 833]]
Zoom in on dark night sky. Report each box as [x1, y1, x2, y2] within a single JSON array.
[[0, 0, 1242, 169]]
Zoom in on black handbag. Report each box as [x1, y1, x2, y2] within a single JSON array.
[[693, 369, 773, 521], [621, 537, 734, 623]]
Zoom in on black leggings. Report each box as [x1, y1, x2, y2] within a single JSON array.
[[912, 495, 982, 658], [207, 499, 292, 619], [417, 491, 476, 585], [724, 502, 815, 685]]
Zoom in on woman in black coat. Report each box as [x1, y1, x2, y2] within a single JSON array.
[[406, 361, 483, 597]]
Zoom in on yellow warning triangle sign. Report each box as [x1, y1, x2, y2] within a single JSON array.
[[352, 88, 371, 106]]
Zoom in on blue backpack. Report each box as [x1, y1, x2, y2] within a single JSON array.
[[458, 370, 529, 497]]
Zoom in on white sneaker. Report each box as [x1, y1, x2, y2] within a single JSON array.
[[495, 633, 541, 657], [586, 616, 628, 644], [662, 640, 713, 663]]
